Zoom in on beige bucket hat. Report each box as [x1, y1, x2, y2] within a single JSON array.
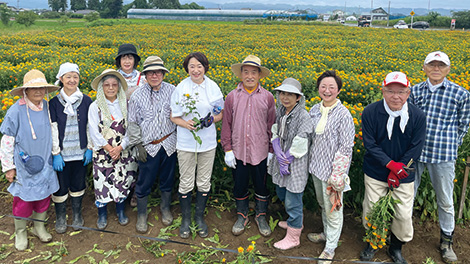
[[91, 69, 128, 91], [273, 78, 303, 96], [142, 56, 170, 74], [10, 69, 60, 97], [231, 54, 271, 79]]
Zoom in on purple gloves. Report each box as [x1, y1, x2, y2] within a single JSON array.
[[272, 138, 294, 176]]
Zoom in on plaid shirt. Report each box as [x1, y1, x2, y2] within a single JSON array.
[[409, 78, 470, 163]]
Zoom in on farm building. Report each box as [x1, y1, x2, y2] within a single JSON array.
[[127, 9, 267, 21]]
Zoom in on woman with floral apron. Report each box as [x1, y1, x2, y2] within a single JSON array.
[[88, 69, 138, 230]]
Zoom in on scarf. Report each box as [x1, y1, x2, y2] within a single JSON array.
[[383, 100, 409, 140], [118, 69, 139, 80], [60, 87, 83, 116], [426, 79, 444, 93], [315, 99, 339, 135]]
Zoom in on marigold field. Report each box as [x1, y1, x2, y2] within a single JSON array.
[[0, 23, 470, 219]]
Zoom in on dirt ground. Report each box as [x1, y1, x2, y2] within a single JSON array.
[[0, 181, 469, 264]]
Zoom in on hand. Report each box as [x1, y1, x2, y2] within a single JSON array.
[[386, 160, 409, 179], [83, 149, 93, 166], [199, 113, 214, 128], [224, 151, 236, 169], [272, 138, 289, 164], [5, 169, 16, 183], [135, 143, 147, 163], [53, 154, 65, 171], [387, 171, 400, 190], [109, 146, 123, 161], [327, 172, 345, 192], [279, 163, 291, 176]]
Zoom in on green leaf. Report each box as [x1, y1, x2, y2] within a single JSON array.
[[247, 234, 261, 241]]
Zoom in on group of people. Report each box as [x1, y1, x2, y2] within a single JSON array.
[[0, 45, 468, 264]]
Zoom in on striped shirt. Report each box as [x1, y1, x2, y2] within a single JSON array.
[[409, 78, 470, 163], [128, 82, 177, 157], [308, 102, 355, 182]]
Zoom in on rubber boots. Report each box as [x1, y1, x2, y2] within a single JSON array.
[[360, 243, 378, 261], [232, 196, 249, 236], [54, 201, 67, 234], [96, 205, 107, 230], [31, 211, 52, 242], [71, 196, 84, 230], [440, 230, 458, 263], [195, 191, 209, 238], [136, 196, 149, 233], [179, 192, 192, 239], [14, 218, 28, 251], [116, 201, 129, 226], [274, 226, 302, 250], [255, 194, 271, 237], [387, 233, 408, 264], [160, 191, 173, 226]]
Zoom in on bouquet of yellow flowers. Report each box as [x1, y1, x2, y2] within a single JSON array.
[[363, 190, 401, 250]]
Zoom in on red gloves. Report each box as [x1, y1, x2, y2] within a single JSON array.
[[386, 160, 409, 179], [387, 172, 400, 189]]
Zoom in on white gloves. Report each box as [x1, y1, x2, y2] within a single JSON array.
[[327, 152, 351, 192], [225, 151, 236, 169], [267, 152, 273, 165]]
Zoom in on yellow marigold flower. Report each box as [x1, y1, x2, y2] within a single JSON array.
[[251, 241, 256, 245], [378, 244, 383, 248], [222, 258, 226, 262], [372, 225, 377, 230], [247, 245, 254, 252], [238, 247, 244, 253], [13, 96, 19, 100], [371, 244, 378, 250], [367, 222, 371, 227], [185, 93, 190, 97], [364, 216, 368, 221], [454, 179, 457, 183], [372, 232, 377, 236], [381, 238, 386, 242], [161, 253, 164, 257]]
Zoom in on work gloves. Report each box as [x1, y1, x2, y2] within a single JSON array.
[[224, 150, 236, 169], [53, 154, 65, 172], [386, 160, 409, 179], [83, 149, 93, 166], [199, 113, 214, 128], [387, 171, 400, 189], [272, 137, 294, 176]]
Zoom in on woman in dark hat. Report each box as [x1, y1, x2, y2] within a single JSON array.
[[115, 43, 145, 99], [88, 69, 138, 230], [0, 69, 60, 250]]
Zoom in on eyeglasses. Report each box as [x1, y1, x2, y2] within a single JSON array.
[[425, 63, 449, 69], [103, 83, 119, 89], [383, 90, 409, 96], [146, 71, 163, 77]]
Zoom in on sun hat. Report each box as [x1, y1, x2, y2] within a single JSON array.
[[231, 55, 270, 79], [273, 78, 303, 96], [424, 51, 450, 66], [10, 69, 60, 96], [382, 72, 410, 87], [91, 69, 128, 91], [115, 43, 141, 63], [55, 62, 80, 85], [141, 56, 170, 74]]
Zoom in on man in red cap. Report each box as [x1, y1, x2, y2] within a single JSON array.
[[360, 72, 426, 263]]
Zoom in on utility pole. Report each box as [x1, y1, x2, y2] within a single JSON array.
[[428, 0, 431, 13], [387, 1, 390, 27], [370, 0, 373, 27]]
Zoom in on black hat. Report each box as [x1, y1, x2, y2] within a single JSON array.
[[115, 43, 141, 64]]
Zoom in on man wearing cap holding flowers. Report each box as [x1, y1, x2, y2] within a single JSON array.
[[0, 69, 60, 250], [408, 51, 470, 263], [361, 72, 426, 263], [221, 55, 276, 237], [127, 56, 177, 233]]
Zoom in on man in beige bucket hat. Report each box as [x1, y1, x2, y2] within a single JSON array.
[[127, 56, 177, 233], [221, 55, 276, 237]]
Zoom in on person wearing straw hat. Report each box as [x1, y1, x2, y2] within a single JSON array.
[[308, 70, 355, 263], [115, 43, 146, 100], [0, 69, 60, 250], [127, 56, 177, 233], [408, 51, 470, 264], [49, 62, 93, 234], [170, 52, 224, 239], [88, 69, 138, 230], [361, 72, 426, 263], [268, 78, 313, 250], [221, 54, 276, 237]]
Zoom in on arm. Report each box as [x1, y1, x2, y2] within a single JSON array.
[[87, 103, 109, 151], [220, 93, 233, 152], [362, 107, 393, 167], [171, 116, 197, 131], [0, 135, 16, 173], [266, 94, 276, 153], [457, 92, 470, 146]]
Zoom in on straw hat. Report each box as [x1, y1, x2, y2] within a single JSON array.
[[141, 56, 169, 74], [10, 69, 60, 97], [231, 55, 270, 79], [273, 78, 303, 96], [91, 69, 128, 91]]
